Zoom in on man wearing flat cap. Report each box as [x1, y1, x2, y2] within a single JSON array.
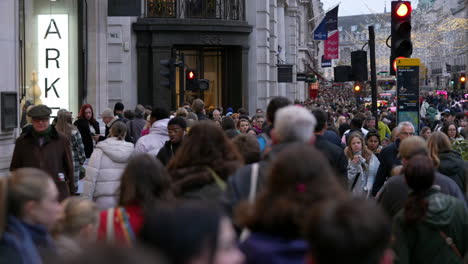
[[10, 104, 75, 201]]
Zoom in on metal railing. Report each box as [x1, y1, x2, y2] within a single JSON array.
[[146, 0, 245, 20]]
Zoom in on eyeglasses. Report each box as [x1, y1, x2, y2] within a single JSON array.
[[400, 132, 414, 136]]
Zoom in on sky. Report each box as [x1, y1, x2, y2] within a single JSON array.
[[322, 0, 419, 16]]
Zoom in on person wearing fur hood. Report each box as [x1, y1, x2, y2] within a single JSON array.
[[82, 122, 134, 209]]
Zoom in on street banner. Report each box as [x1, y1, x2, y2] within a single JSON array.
[[325, 6, 339, 31], [313, 19, 328, 40], [309, 82, 319, 99], [396, 58, 420, 134], [321, 56, 332, 67], [324, 31, 339, 59]]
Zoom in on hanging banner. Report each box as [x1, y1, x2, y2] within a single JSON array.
[[321, 56, 332, 67], [309, 82, 319, 99], [324, 31, 339, 59]]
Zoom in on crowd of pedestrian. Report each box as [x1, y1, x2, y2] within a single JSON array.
[[1, 90, 467, 264]]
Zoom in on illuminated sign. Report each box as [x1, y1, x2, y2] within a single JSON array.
[[38, 14, 68, 112]]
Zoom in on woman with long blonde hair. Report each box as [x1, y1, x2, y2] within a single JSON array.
[[345, 132, 380, 197], [427, 132, 465, 194]]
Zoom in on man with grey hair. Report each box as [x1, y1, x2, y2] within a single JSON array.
[[222, 105, 317, 217], [371, 121, 415, 196], [126, 104, 147, 144]]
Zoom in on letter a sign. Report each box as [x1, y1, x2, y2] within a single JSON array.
[[38, 14, 69, 112]]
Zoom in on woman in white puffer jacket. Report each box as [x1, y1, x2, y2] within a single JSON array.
[[82, 121, 134, 209]]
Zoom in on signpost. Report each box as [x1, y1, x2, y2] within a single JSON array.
[[396, 58, 420, 134]]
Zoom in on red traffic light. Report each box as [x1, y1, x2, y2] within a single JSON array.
[[396, 2, 411, 17], [187, 70, 196, 80], [393, 57, 407, 72]]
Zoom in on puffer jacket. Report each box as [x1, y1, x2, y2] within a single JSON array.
[[393, 188, 468, 264], [82, 137, 134, 209], [134, 119, 170, 156], [438, 150, 466, 194]]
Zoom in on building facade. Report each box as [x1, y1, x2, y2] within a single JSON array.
[[413, 0, 467, 90], [0, 0, 322, 175]]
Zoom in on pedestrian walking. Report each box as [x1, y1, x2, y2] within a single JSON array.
[[345, 132, 379, 198], [126, 104, 147, 144], [134, 107, 170, 156], [428, 132, 466, 194], [392, 155, 468, 264], [305, 197, 393, 264], [236, 145, 346, 264], [55, 110, 86, 192], [0, 168, 61, 264], [74, 104, 101, 158], [97, 154, 173, 246], [51, 197, 99, 257], [82, 122, 134, 209], [157, 117, 187, 166], [10, 104, 75, 201], [168, 121, 242, 202], [139, 202, 244, 264]]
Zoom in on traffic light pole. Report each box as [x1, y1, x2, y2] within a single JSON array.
[[179, 53, 185, 107], [369, 26, 378, 124]]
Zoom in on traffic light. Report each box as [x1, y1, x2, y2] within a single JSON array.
[[186, 69, 197, 91], [353, 83, 362, 93], [390, 1, 412, 75], [160, 58, 176, 89], [460, 74, 466, 90], [351, 50, 368, 81]]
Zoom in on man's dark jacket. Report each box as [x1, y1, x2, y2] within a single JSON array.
[[10, 126, 75, 201], [156, 140, 181, 166], [371, 139, 401, 196]]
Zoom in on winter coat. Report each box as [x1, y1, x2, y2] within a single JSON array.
[[315, 135, 348, 185], [73, 118, 100, 158], [426, 107, 438, 123], [438, 150, 466, 194], [393, 189, 468, 264], [372, 140, 401, 196], [0, 216, 55, 264], [347, 153, 380, 198], [70, 130, 86, 186], [156, 140, 181, 166], [82, 137, 134, 209], [134, 119, 170, 156], [170, 162, 240, 202], [126, 117, 146, 144], [240, 232, 307, 264], [377, 173, 466, 218], [378, 121, 392, 141], [10, 126, 75, 201], [222, 144, 296, 217]]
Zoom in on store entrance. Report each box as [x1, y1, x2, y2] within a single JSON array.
[[174, 46, 243, 110], [175, 47, 223, 108]]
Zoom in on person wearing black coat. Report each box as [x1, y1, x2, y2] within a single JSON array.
[[74, 104, 100, 158], [371, 121, 415, 196], [156, 117, 186, 166]]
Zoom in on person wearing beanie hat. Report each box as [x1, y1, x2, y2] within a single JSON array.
[[10, 104, 76, 200]]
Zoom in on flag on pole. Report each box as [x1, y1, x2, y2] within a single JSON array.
[[313, 19, 328, 40], [312, 5, 339, 40], [325, 6, 339, 31], [324, 31, 339, 59]]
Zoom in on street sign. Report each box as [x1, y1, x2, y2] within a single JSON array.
[[321, 56, 332, 68], [396, 58, 420, 134]]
